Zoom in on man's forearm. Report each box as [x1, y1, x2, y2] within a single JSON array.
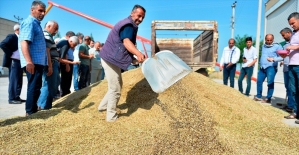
[[79, 52, 91, 59], [21, 40, 33, 64], [248, 59, 257, 67], [46, 48, 52, 67], [123, 38, 141, 56]]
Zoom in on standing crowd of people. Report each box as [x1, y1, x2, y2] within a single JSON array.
[[0, 1, 105, 115], [219, 12, 299, 124], [0, 1, 145, 122]]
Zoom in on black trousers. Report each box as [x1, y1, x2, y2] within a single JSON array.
[[60, 63, 73, 97], [8, 59, 24, 101]]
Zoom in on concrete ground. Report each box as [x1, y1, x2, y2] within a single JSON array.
[[0, 74, 298, 127]]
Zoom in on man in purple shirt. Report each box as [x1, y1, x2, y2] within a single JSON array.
[[98, 5, 146, 122], [284, 12, 299, 124]]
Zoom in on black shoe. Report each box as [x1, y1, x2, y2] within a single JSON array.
[[281, 105, 288, 110], [285, 107, 294, 113], [9, 100, 22, 104], [16, 98, 26, 102]]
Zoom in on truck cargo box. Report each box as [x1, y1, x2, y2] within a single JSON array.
[[151, 20, 218, 70]]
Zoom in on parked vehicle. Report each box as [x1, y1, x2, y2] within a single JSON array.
[[151, 20, 219, 71]]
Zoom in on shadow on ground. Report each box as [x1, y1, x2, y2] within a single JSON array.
[[118, 78, 158, 117]]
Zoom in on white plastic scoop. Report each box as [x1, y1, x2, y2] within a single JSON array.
[[141, 50, 192, 93]]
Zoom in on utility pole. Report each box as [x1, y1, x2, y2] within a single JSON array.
[[14, 15, 23, 24], [231, 1, 237, 39], [253, 0, 262, 79]]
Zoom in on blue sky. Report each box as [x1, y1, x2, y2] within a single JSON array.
[[0, 0, 267, 59]]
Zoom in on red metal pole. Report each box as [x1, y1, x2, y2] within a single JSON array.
[[47, 1, 152, 46], [141, 41, 148, 58]]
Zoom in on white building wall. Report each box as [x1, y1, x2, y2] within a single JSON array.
[[265, 0, 298, 43], [265, 0, 298, 83]]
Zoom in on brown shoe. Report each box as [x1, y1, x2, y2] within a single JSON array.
[[295, 120, 299, 124], [253, 97, 262, 101], [261, 98, 271, 103], [284, 114, 296, 119]]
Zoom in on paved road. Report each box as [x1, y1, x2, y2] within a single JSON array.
[[0, 74, 298, 127], [0, 76, 26, 119]]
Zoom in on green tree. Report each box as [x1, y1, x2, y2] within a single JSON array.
[[54, 31, 61, 39], [235, 35, 263, 68]]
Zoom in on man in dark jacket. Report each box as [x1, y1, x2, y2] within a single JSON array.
[[97, 5, 146, 122], [0, 24, 26, 104], [56, 32, 79, 96]]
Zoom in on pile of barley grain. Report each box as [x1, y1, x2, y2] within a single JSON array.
[[0, 68, 298, 154]]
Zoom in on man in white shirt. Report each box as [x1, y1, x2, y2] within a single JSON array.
[[73, 32, 84, 91], [219, 38, 241, 88], [238, 37, 257, 96], [89, 41, 102, 84]]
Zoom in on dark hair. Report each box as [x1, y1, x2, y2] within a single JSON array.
[[76, 32, 84, 40], [288, 12, 299, 21], [245, 37, 252, 42], [84, 36, 91, 41], [132, 4, 146, 13], [280, 27, 292, 33], [31, 0, 46, 9], [66, 31, 75, 37]]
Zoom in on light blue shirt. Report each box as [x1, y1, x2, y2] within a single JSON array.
[[66, 48, 74, 60], [259, 43, 283, 69], [73, 44, 82, 62], [18, 15, 47, 67]]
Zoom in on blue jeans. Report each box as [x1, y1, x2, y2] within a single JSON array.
[[256, 66, 277, 99], [223, 64, 236, 88], [238, 66, 253, 95], [37, 60, 59, 109], [8, 59, 24, 101], [288, 65, 299, 115], [284, 71, 296, 112], [78, 64, 90, 89], [25, 64, 44, 114], [73, 64, 79, 91], [101, 68, 105, 80], [127, 64, 139, 70]]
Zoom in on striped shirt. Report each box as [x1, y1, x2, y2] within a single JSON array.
[[18, 15, 47, 67]]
